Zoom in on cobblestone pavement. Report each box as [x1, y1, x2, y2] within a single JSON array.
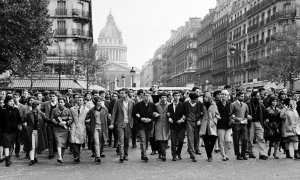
[[1, 141, 300, 180]]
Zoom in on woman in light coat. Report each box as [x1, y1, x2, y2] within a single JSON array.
[[69, 96, 89, 163], [281, 98, 300, 159], [200, 95, 220, 162]]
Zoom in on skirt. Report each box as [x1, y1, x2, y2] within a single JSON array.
[[53, 127, 69, 148], [1, 133, 16, 148], [282, 135, 299, 143]]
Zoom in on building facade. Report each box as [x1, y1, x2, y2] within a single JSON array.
[[227, 0, 249, 88], [140, 59, 153, 87], [47, 0, 93, 74], [98, 12, 140, 90], [196, 9, 215, 91], [246, 0, 298, 85], [212, 0, 233, 88]]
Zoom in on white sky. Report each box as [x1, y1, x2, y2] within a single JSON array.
[[92, 0, 216, 69]]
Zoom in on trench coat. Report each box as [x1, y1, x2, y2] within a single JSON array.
[[23, 110, 48, 152], [69, 106, 89, 144], [200, 102, 220, 136], [154, 103, 170, 141]]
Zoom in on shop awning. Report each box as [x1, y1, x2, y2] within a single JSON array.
[[8, 78, 82, 90], [76, 80, 105, 91]]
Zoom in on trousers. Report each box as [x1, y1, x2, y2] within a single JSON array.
[[170, 128, 185, 157], [117, 123, 130, 159], [232, 124, 248, 157]]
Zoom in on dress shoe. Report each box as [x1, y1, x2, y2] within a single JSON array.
[[286, 150, 292, 159], [172, 157, 177, 161], [177, 154, 182, 160], [29, 160, 35, 166], [248, 154, 256, 158], [236, 156, 243, 160], [222, 158, 227, 161], [191, 158, 197, 162], [5, 156, 12, 167], [91, 153, 95, 158], [34, 158, 38, 163], [15, 153, 20, 157], [100, 154, 105, 158], [119, 158, 124, 163], [259, 155, 268, 160], [242, 156, 248, 160], [207, 157, 212, 162], [141, 156, 149, 162], [95, 157, 101, 163], [150, 151, 156, 155], [294, 150, 300, 160], [162, 155, 166, 161], [226, 157, 229, 161], [48, 154, 54, 159], [57, 159, 63, 163], [123, 157, 129, 161], [74, 157, 80, 163], [195, 151, 201, 155], [0, 158, 4, 163]]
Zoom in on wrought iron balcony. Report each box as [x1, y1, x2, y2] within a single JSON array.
[[55, 28, 67, 36]]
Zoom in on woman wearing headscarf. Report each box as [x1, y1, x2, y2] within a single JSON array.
[[0, 96, 22, 167], [51, 97, 72, 163], [264, 96, 282, 159], [23, 100, 48, 165]]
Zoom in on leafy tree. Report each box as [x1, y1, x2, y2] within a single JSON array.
[[0, 0, 53, 89], [67, 41, 108, 91], [259, 23, 300, 90]]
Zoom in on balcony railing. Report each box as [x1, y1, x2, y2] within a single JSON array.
[[72, 29, 91, 38], [247, 0, 277, 17], [260, 39, 264, 45], [72, 9, 91, 19], [247, 42, 259, 50], [266, 17, 271, 24], [55, 28, 67, 36], [55, 8, 67, 16], [260, 21, 264, 27], [247, 23, 259, 33]]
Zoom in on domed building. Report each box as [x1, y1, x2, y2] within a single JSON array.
[[98, 12, 140, 90]]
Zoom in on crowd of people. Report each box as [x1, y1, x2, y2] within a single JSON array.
[[0, 84, 300, 167]]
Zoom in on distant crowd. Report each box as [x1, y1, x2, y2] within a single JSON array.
[[0, 84, 300, 167]]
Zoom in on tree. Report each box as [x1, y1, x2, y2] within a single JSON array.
[[67, 41, 108, 91], [0, 0, 53, 89], [259, 23, 300, 91]]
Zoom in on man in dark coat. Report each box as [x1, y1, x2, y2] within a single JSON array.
[[167, 91, 185, 161], [133, 91, 158, 162]]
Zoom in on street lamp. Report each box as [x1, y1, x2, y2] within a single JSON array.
[[121, 74, 125, 87], [116, 78, 119, 87], [229, 44, 237, 91], [205, 79, 209, 91], [130, 67, 136, 88]]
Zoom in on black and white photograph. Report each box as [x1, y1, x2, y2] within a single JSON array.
[[0, 0, 300, 179]]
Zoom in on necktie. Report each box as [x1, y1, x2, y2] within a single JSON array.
[[174, 103, 178, 112], [78, 106, 80, 115]]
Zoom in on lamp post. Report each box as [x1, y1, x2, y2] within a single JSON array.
[[229, 44, 237, 92], [116, 78, 119, 88], [130, 67, 136, 88], [56, 41, 62, 92], [121, 74, 125, 87], [205, 79, 209, 91]]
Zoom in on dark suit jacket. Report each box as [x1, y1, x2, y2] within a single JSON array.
[[41, 101, 58, 126], [86, 107, 109, 142], [133, 101, 157, 131], [111, 99, 134, 128], [167, 102, 185, 130]]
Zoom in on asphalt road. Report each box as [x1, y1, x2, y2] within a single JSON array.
[[1, 141, 300, 180]]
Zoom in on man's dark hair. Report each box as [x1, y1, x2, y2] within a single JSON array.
[[258, 88, 265, 93], [236, 91, 244, 97], [99, 90, 105, 95], [189, 92, 199, 100], [119, 88, 129, 94], [192, 86, 200, 91], [251, 91, 259, 98], [159, 92, 168, 98], [137, 89, 144, 96], [172, 91, 180, 97], [224, 84, 231, 89]]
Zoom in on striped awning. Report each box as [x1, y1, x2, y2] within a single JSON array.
[[8, 78, 82, 90]]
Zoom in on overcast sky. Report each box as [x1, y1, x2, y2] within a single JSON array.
[[92, 0, 216, 69]]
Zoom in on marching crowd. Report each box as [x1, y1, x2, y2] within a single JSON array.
[[0, 84, 300, 167]]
